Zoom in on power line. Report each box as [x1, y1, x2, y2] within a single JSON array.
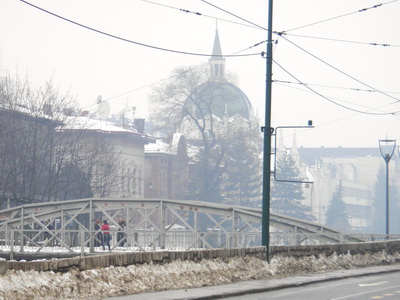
[[236, 31, 400, 56], [282, 0, 399, 33], [273, 59, 400, 116], [139, 0, 201, 15], [279, 35, 400, 104], [274, 80, 400, 117], [280, 33, 400, 48], [233, 40, 267, 55], [273, 80, 400, 95], [139, 0, 262, 30], [18, 0, 260, 58], [81, 63, 216, 110], [199, 0, 267, 31]]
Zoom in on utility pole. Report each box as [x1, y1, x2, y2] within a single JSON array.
[[261, 0, 274, 262]]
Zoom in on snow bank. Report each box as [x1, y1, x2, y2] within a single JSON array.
[[0, 251, 399, 300]]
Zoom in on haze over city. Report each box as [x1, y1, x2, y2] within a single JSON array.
[[1, 0, 399, 148]]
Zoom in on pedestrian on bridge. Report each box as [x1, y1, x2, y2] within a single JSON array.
[[94, 219, 102, 247], [101, 220, 111, 251], [117, 219, 126, 247]]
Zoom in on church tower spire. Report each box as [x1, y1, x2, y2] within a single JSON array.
[[209, 26, 225, 80], [290, 131, 301, 169]]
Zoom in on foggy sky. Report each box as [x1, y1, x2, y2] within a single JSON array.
[[1, 0, 399, 148]]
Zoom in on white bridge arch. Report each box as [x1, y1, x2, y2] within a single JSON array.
[[0, 198, 363, 255]]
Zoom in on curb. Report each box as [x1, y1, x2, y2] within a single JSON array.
[[108, 264, 400, 300], [187, 264, 400, 300]]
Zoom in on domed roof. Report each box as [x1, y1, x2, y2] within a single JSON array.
[[183, 80, 253, 120], [182, 29, 253, 121]]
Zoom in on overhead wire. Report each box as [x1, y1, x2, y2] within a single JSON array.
[[139, 0, 262, 30], [19, 0, 400, 117], [279, 35, 400, 104], [274, 80, 400, 117], [279, 33, 400, 48], [92, 0, 399, 110], [282, 0, 399, 33], [203, 0, 396, 55], [273, 80, 400, 95], [273, 59, 400, 116], [198, 0, 400, 140], [199, 0, 267, 31], [80, 78, 167, 110], [18, 0, 260, 58]]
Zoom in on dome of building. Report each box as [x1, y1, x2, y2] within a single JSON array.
[[182, 28, 253, 121], [183, 80, 253, 120]]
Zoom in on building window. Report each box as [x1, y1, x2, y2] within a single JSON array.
[[133, 168, 136, 194], [121, 167, 125, 193], [138, 169, 142, 195], [127, 168, 131, 194]]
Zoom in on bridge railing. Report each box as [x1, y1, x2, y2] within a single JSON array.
[[1, 228, 399, 258], [0, 229, 263, 256]]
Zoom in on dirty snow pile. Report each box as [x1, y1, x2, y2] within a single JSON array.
[[0, 251, 400, 300]]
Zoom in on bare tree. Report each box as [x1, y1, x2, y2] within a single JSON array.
[[0, 75, 72, 204], [149, 65, 260, 203], [0, 75, 125, 206]]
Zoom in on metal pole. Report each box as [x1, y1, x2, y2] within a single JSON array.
[[379, 139, 395, 238], [385, 158, 390, 237], [262, 0, 274, 262], [89, 199, 94, 253]]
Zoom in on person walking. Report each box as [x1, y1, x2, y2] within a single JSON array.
[[117, 219, 127, 247], [94, 219, 102, 247], [101, 220, 111, 251]]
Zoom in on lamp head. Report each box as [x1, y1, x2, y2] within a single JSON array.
[[379, 139, 396, 162]]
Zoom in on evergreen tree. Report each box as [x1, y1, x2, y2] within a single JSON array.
[[221, 130, 262, 207], [325, 182, 351, 232], [372, 164, 400, 234], [271, 152, 315, 221]]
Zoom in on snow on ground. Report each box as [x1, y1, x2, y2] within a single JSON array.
[[0, 251, 400, 300]]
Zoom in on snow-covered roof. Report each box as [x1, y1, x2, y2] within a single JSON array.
[[61, 116, 139, 134], [145, 139, 171, 154]]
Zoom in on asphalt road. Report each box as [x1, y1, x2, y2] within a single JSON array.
[[105, 264, 400, 300], [224, 271, 400, 300]]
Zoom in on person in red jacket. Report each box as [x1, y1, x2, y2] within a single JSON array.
[[101, 220, 111, 250]]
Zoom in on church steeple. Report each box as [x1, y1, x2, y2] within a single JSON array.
[[290, 131, 301, 169], [209, 27, 225, 80]]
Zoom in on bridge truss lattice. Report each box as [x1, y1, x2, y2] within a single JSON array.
[[0, 198, 363, 255]]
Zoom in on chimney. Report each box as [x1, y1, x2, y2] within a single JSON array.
[[43, 104, 52, 116], [134, 118, 145, 134]]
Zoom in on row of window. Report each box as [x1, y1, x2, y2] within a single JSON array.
[[342, 186, 373, 199], [121, 168, 142, 196]]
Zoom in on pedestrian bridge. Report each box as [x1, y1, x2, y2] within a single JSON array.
[[0, 197, 367, 255]]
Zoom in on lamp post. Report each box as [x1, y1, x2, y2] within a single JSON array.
[[378, 139, 396, 237]]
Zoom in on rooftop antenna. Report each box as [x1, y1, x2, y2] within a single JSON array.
[[96, 95, 102, 104]]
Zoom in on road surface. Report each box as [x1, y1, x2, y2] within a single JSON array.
[[225, 271, 400, 299], [104, 264, 400, 300]]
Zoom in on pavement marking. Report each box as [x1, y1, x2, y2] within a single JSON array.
[[370, 297, 383, 299], [359, 281, 388, 287], [383, 294, 394, 296]]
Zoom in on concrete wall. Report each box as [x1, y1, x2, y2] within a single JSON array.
[[1, 240, 400, 275], [270, 240, 400, 257]]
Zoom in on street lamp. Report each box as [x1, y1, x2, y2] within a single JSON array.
[[378, 139, 396, 237]]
